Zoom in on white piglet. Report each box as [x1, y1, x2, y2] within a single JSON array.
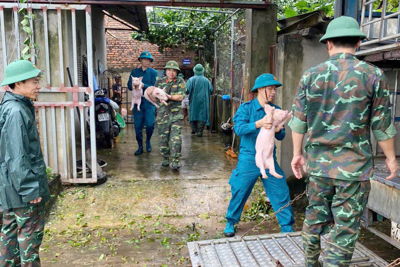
[[144, 86, 170, 108], [255, 104, 292, 179], [130, 76, 144, 111]]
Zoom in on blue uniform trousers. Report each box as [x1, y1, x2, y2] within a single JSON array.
[[133, 98, 156, 145], [226, 159, 295, 232]]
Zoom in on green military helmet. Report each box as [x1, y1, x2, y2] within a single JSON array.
[[164, 60, 181, 72], [193, 64, 204, 75], [320, 16, 366, 43], [251, 73, 282, 92], [138, 51, 154, 62], [1, 60, 42, 87]]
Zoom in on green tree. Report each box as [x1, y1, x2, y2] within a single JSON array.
[[132, 8, 230, 60], [132, 2, 335, 51], [275, 0, 335, 19]]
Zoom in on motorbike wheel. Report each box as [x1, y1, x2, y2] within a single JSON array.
[[104, 133, 112, 148]]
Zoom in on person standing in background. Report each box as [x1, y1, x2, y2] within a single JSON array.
[[186, 64, 213, 137]]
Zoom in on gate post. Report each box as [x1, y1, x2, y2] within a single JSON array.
[[244, 6, 277, 102]]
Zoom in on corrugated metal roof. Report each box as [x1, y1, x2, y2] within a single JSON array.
[[278, 11, 331, 36]]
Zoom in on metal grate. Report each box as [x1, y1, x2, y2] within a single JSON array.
[[357, 0, 400, 56], [188, 232, 388, 267]]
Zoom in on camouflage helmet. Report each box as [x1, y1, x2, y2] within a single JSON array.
[[1, 60, 42, 86], [164, 61, 180, 72], [320, 16, 366, 43]]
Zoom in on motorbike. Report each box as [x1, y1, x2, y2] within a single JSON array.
[[93, 90, 120, 148]]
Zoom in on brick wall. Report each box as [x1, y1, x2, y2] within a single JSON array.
[[105, 17, 197, 73]]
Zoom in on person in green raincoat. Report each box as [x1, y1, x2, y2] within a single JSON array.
[[0, 60, 50, 266], [186, 64, 213, 137]]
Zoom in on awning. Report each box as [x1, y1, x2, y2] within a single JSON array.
[[100, 5, 148, 32]]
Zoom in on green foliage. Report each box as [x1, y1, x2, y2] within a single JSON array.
[[46, 167, 54, 180], [373, 0, 398, 12], [275, 0, 335, 19], [242, 182, 271, 222], [204, 62, 213, 80], [134, 2, 335, 55], [132, 8, 228, 54], [19, 0, 39, 60]]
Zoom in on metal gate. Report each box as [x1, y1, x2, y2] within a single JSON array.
[[0, 3, 97, 183]]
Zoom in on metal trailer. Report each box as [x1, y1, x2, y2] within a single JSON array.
[[188, 232, 388, 266]]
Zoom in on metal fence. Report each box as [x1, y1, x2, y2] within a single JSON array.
[[215, 9, 246, 100], [232, 10, 246, 100], [358, 0, 400, 56], [0, 3, 97, 183]]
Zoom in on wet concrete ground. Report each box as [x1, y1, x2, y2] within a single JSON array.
[[40, 122, 400, 266]]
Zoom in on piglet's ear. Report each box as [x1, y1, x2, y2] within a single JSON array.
[[139, 77, 143, 81], [163, 87, 167, 91]]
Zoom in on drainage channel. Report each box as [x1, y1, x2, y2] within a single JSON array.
[[187, 232, 388, 267]]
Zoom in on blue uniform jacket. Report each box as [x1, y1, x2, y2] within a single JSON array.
[[127, 67, 158, 93], [233, 99, 285, 163]]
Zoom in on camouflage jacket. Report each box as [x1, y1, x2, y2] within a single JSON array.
[[155, 77, 186, 122], [289, 53, 396, 181]]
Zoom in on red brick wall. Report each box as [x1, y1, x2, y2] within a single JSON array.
[[105, 17, 197, 72]]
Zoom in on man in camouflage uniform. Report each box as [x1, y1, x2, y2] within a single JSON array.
[[0, 60, 50, 266], [155, 61, 186, 170], [289, 16, 398, 266]]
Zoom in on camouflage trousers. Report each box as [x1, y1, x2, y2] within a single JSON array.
[[158, 119, 182, 161], [190, 121, 205, 134], [303, 176, 370, 267], [0, 204, 45, 267]]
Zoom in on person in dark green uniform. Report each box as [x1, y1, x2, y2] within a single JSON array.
[[0, 60, 50, 266], [186, 64, 213, 137], [127, 51, 158, 155], [155, 61, 186, 170], [289, 16, 399, 266]]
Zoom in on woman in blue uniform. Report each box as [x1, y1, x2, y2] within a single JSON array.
[[224, 73, 295, 237]]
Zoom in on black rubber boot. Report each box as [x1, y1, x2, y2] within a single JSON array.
[[146, 140, 152, 153], [162, 157, 169, 167], [171, 158, 181, 171], [134, 146, 143, 156]]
